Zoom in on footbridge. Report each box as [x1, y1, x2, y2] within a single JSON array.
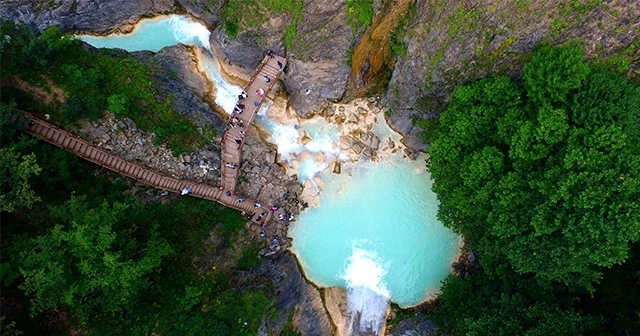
[[22, 53, 286, 226], [220, 53, 286, 193]]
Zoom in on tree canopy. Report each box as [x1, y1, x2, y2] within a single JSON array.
[[17, 196, 172, 322], [433, 271, 603, 336], [428, 45, 640, 290]]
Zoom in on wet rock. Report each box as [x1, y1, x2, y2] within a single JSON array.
[[324, 105, 336, 117], [265, 151, 277, 164], [371, 136, 380, 150], [363, 147, 375, 159], [333, 161, 341, 174], [404, 148, 418, 160], [301, 134, 313, 145], [285, 59, 351, 118], [388, 316, 437, 336], [324, 287, 349, 336], [351, 140, 366, 155]]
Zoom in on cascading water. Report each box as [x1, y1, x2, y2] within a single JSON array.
[[342, 244, 390, 335], [79, 16, 462, 334]]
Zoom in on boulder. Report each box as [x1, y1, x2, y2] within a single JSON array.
[[333, 161, 341, 174], [371, 136, 381, 150]]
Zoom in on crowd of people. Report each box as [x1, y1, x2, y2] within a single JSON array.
[[221, 51, 292, 245]]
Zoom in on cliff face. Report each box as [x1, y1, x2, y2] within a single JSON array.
[[209, 0, 354, 118], [382, 0, 640, 149], [2, 0, 638, 151], [0, 0, 222, 33], [0, 0, 174, 33]]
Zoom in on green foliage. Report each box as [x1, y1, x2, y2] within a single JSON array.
[[0, 137, 42, 212], [283, 1, 303, 50], [107, 93, 129, 115], [237, 241, 262, 271], [17, 196, 172, 322], [222, 0, 241, 39], [0, 316, 23, 336], [212, 290, 270, 336], [413, 117, 439, 143], [523, 45, 591, 105], [262, 0, 298, 12], [433, 271, 604, 335], [0, 20, 207, 153], [346, 0, 374, 32], [389, 2, 416, 57], [0, 101, 23, 143], [0, 133, 271, 334], [429, 45, 640, 290]]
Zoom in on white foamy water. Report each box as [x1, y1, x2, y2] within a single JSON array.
[[343, 245, 390, 334], [78, 15, 211, 52], [255, 114, 342, 183], [197, 51, 244, 114]]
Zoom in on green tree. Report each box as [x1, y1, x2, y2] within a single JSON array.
[[428, 45, 640, 289], [433, 271, 603, 335], [18, 196, 172, 322], [0, 137, 42, 213]]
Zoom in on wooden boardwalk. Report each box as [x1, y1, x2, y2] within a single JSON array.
[[220, 54, 286, 193], [23, 115, 275, 224], [21, 52, 287, 229]]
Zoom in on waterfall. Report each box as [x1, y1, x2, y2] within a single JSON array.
[[342, 244, 390, 335], [169, 15, 212, 52]]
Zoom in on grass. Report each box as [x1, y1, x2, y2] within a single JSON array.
[[389, 2, 416, 57], [222, 0, 303, 47], [237, 240, 264, 270], [346, 0, 374, 32], [284, 1, 303, 50]]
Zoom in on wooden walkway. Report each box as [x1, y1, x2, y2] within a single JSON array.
[[21, 52, 287, 228], [23, 115, 275, 224], [220, 54, 286, 193]]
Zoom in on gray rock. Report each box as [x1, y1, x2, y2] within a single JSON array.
[[388, 316, 437, 336], [363, 147, 375, 158], [132, 45, 226, 134], [351, 140, 366, 155], [333, 161, 341, 174], [285, 59, 351, 118], [371, 136, 380, 150], [0, 0, 174, 33]]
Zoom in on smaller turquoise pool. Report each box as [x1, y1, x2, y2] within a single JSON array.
[[77, 15, 210, 52]]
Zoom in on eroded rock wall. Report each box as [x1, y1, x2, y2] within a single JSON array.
[[0, 0, 223, 34], [383, 0, 640, 149], [0, 0, 174, 33], [208, 0, 353, 118]]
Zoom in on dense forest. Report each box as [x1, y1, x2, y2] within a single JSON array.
[[1, 17, 639, 336], [428, 45, 640, 335]]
